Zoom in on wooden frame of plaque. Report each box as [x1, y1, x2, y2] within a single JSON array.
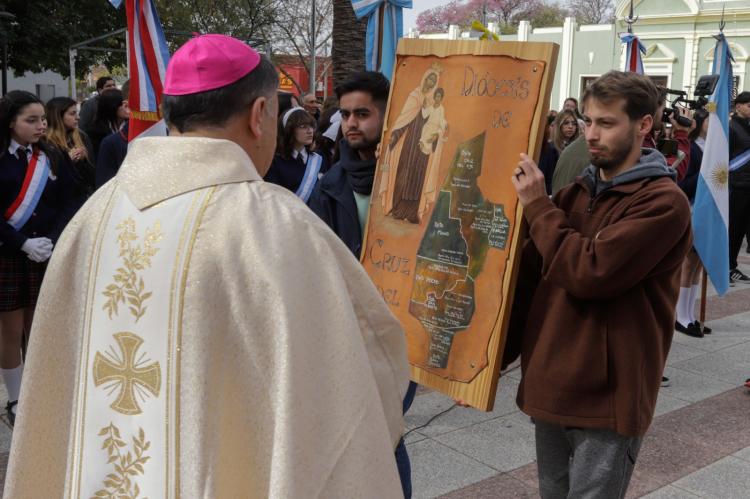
[[360, 39, 558, 410]]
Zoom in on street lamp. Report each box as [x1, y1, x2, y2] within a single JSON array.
[[0, 11, 17, 96]]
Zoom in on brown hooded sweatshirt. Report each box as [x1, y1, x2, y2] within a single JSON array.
[[509, 149, 692, 437]]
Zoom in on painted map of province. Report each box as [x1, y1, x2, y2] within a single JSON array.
[[409, 132, 511, 370]]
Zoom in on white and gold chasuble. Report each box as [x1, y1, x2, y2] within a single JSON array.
[[5, 137, 409, 498], [72, 187, 211, 498]]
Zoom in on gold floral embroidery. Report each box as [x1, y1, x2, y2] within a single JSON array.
[[102, 218, 162, 322], [93, 332, 161, 415], [93, 423, 151, 499]]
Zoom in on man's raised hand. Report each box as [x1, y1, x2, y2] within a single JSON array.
[[511, 153, 547, 206]]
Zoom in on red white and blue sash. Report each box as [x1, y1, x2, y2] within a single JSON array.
[[4, 148, 51, 230], [295, 152, 323, 203]]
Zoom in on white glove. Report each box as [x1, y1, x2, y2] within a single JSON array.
[[21, 237, 53, 263]]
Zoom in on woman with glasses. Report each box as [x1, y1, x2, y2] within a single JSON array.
[[539, 110, 581, 194], [553, 110, 581, 153], [264, 107, 329, 202]]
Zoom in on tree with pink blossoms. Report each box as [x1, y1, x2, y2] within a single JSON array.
[[416, 0, 573, 34]]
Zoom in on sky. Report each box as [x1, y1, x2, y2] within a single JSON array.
[[403, 0, 448, 32]]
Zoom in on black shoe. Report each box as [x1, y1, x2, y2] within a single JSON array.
[[6, 400, 17, 427], [676, 321, 703, 338], [661, 376, 670, 387], [694, 321, 712, 334], [730, 268, 750, 283]]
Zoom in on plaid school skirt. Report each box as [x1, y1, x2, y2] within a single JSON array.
[[0, 253, 46, 312]]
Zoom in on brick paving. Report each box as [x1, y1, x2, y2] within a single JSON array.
[[403, 254, 750, 499]]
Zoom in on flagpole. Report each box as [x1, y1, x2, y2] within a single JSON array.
[[625, 0, 638, 34], [691, 19, 733, 298], [310, 0, 317, 95], [700, 268, 708, 323], [697, 7, 726, 318], [700, 5, 726, 324], [698, 6, 726, 323]]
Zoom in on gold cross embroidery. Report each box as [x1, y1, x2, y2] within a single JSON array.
[[93, 332, 161, 415]]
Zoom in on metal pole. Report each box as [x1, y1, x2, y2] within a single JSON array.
[[625, 0, 638, 34], [0, 11, 16, 96], [2, 38, 7, 96], [700, 268, 708, 323], [310, 0, 316, 95], [69, 49, 77, 99], [70, 27, 127, 50]]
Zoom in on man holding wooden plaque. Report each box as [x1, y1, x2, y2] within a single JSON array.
[[360, 39, 560, 412], [508, 71, 692, 497]]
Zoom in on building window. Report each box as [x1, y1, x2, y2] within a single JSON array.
[[35, 84, 55, 103], [648, 75, 669, 88]]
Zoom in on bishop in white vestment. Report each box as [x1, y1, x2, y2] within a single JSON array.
[[4, 35, 409, 498]]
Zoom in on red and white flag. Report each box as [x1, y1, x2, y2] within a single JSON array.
[[116, 0, 170, 140]]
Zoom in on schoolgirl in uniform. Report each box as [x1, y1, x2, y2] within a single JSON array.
[[82, 88, 128, 161], [0, 91, 81, 426], [46, 96, 96, 197], [264, 107, 328, 202]]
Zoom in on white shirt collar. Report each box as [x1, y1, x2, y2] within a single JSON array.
[[292, 148, 308, 163], [8, 139, 32, 160]]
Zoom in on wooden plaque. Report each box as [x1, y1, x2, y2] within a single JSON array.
[[360, 39, 558, 410]]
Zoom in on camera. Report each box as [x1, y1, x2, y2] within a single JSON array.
[[661, 74, 720, 127]]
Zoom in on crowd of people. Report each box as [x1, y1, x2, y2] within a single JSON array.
[[0, 74, 134, 428], [0, 32, 749, 498]]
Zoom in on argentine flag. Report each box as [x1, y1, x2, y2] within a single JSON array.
[[692, 33, 733, 296]]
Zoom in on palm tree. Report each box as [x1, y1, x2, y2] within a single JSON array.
[[331, 0, 368, 87]]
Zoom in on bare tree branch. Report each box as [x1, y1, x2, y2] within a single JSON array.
[[264, 0, 334, 91], [567, 0, 615, 25]]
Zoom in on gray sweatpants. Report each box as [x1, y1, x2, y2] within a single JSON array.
[[534, 420, 642, 499]]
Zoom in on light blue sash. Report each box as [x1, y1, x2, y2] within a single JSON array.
[[295, 152, 322, 202], [729, 148, 750, 172]]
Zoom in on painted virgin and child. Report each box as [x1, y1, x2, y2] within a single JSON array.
[[380, 67, 448, 224]]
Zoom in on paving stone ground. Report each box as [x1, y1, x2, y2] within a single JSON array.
[[0, 253, 748, 497], [407, 252, 750, 499]]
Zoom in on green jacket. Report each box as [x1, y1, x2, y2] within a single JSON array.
[[551, 135, 590, 195]]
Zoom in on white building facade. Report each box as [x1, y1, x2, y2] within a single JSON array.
[[6, 69, 70, 102]]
